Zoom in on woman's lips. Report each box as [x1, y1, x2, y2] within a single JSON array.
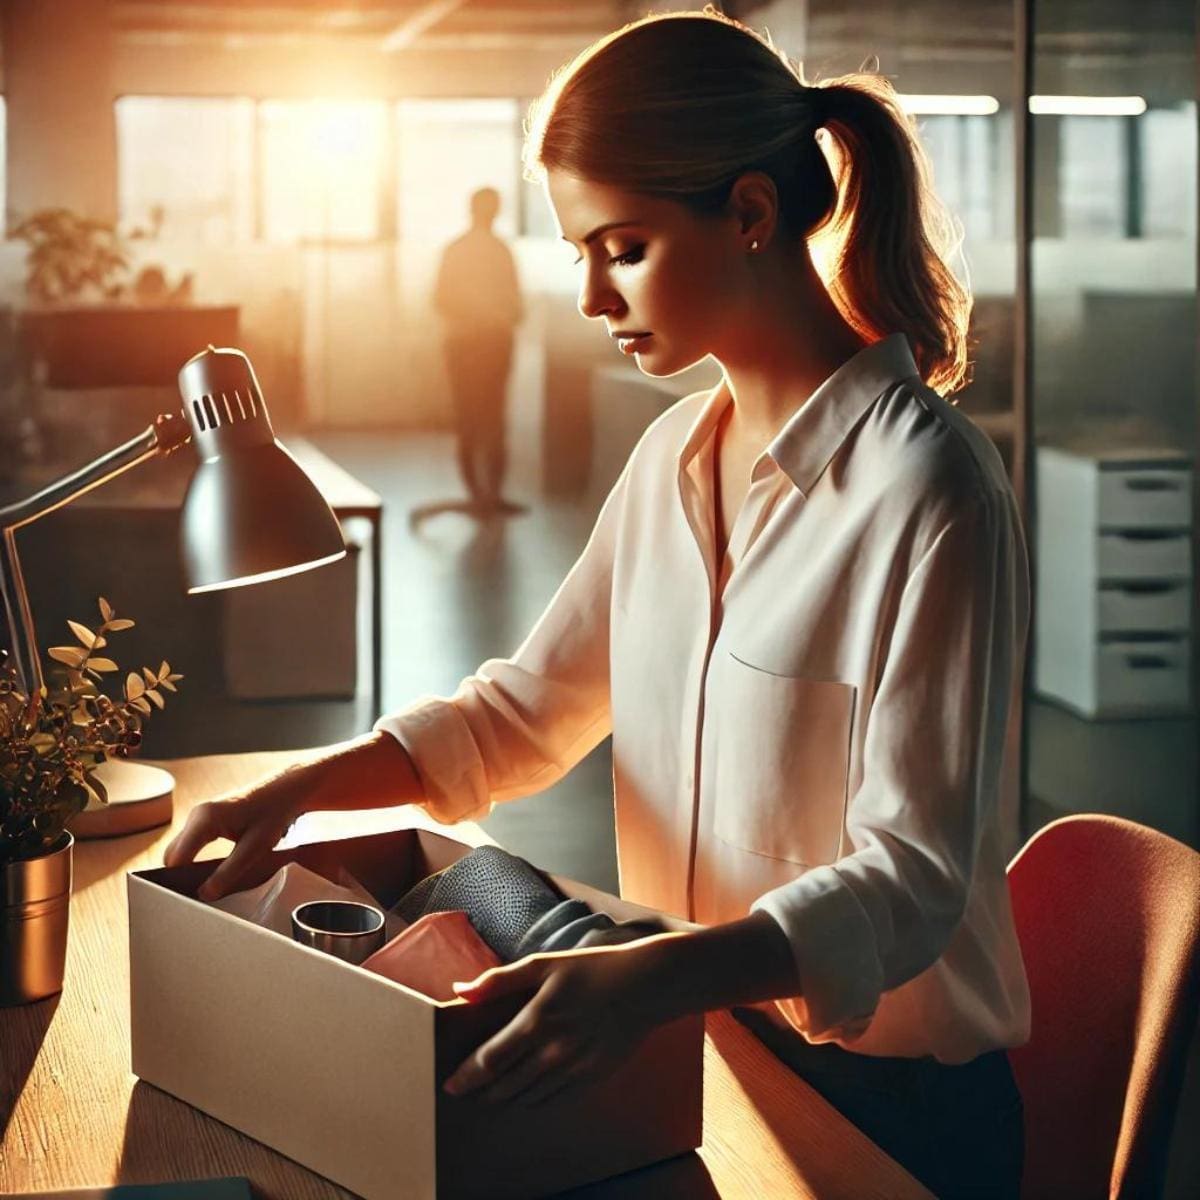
[[617, 333, 653, 355]]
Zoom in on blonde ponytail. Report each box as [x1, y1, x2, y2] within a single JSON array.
[[526, 10, 972, 395]]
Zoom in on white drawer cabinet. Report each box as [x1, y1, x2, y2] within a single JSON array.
[[1097, 530, 1192, 580], [1035, 445, 1194, 717], [1097, 467, 1192, 529], [1097, 581, 1192, 634]]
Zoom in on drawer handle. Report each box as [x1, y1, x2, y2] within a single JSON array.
[[1113, 529, 1184, 542], [1108, 581, 1178, 595], [1123, 477, 1182, 492], [1126, 655, 1171, 670]]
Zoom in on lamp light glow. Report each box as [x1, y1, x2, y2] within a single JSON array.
[[186, 550, 347, 595]]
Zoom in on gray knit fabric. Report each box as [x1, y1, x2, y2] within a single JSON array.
[[394, 845, 563, 962]]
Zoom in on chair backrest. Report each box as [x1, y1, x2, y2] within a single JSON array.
[[1007, 814, 1200, 1199]]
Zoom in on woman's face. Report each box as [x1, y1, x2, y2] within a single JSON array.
[[546, 171, 744, 378]]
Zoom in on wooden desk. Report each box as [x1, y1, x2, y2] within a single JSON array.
[[0, 753, 930, 1200]]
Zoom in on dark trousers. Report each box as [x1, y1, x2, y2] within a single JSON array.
[[445, 331, 513, 504], [733, 1007, 1024, 1199]]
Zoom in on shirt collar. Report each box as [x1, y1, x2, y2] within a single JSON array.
[[679, 333, 921, 498]]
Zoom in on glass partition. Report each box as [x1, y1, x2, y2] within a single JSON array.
[[1026, 2, 1197, 846]]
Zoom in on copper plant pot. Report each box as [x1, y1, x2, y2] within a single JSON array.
[[1, 831, 73, 1006]]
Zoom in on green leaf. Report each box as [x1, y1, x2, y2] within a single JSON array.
[[99, 597, 114, 622], [125, 672, 145, 700], [87, 657, 118, 673], [106, 618, 135, 632], [68, 620, 97, 648], [49, 646, 86, 667]]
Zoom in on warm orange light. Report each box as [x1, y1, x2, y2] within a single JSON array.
[[259, 99, 387, 241]]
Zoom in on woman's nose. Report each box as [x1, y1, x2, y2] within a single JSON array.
[[577, 271, 622, 321]]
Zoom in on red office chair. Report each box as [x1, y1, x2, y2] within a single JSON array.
[[1007, 814, 1200, 1199]]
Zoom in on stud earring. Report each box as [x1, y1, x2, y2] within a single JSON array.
[[749, 239, 760, 252]]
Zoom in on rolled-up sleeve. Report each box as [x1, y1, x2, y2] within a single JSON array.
[[373, 467, 628, 825], [751, 489, 1027, 1042]]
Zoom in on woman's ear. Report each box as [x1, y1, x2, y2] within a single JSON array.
[[727, 171, 779, 251]]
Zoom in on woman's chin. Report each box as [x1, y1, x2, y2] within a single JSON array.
[[635, 348, 704, 379]]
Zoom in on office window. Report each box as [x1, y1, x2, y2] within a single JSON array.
[[1059, 115, 1126, 238], [1142, 104, 1197, 240], [259, 100, 389, 243], [919, 114, 1006, 245], [116, 97, 255, 243]]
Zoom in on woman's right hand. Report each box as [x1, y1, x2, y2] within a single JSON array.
[[163, 761, 321, 901]]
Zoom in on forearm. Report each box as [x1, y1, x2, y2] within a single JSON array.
[[291, 730, 427, 815], [638, 910, 802, 1025]]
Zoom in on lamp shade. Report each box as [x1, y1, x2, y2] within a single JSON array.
[[177, 346, 345, 593]]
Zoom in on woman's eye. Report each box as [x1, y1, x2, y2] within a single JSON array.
[[609, 246, 644, 267]]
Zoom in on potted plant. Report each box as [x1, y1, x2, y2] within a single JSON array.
[[9, 208, 132, 305], [0, 597, 182, 1006]]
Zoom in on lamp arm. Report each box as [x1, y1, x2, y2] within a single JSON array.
[[0, 413, 192, 710]]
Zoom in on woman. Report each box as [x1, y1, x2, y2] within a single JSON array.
[[166, 11, 1029, 1195]]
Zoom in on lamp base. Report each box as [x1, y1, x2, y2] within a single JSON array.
[[69, 760, 175, 839]]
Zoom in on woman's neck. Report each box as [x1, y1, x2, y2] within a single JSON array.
[[716, 247, 869, 449]]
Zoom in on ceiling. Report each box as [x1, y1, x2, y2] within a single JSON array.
[[94, 1, 1199, 100], [106, 0, 1193, 48]]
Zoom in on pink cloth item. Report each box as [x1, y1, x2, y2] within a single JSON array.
[[361, 910, 501, 1001]]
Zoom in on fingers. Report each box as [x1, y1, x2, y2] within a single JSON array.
[[479, 1040, 569, 1104], [196, 820, 281, 901], [443, 1004, 541, 1096], [162, 801, 228, 869], [452, 956, 549, 1004], [521, 1054, 596, 1108]]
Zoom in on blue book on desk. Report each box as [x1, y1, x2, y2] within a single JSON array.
[[7, 1179, 254, 1200]]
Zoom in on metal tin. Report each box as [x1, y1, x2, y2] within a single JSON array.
[[290, 900, 386, 966], [1, 831, 73, 1006]]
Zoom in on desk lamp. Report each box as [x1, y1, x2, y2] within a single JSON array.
[[0, 345, 346, 836]]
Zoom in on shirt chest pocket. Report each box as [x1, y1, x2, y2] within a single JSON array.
[[710, 653, 856, 867]]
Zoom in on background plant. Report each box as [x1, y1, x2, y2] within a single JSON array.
[[0, 597, 182, 867], [9, 208, 131, 304]]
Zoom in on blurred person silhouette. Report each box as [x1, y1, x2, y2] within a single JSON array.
[[434, 187, 526, 516]]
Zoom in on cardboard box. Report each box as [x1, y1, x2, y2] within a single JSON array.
[[127, 829, 704, 1199]]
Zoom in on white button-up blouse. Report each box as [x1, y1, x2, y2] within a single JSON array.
[[375, 332, 1032, 1064]]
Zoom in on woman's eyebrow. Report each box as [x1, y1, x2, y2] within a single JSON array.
[[560, 220, 643, 247]]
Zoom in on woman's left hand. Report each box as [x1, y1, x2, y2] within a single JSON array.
[[442, 938, 677, 1106]]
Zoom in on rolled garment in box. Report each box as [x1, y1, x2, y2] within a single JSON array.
[[127, 826, 703, 1200]]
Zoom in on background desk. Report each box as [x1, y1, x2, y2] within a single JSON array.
[[0, 752, 930, 1200]]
